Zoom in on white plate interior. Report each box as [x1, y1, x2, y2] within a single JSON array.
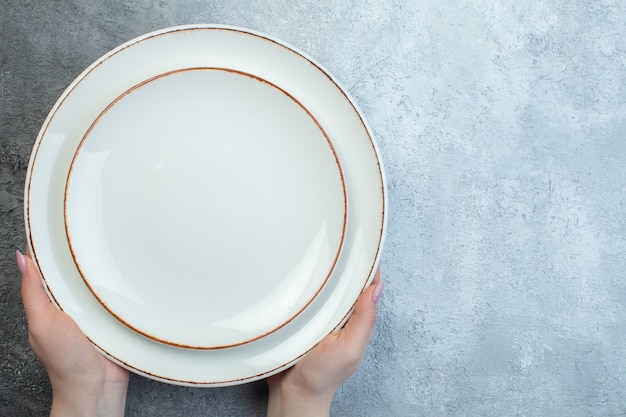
[[25, 25, 386, 386], [64, 67, 346, 349]]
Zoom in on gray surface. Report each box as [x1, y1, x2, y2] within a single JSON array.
[[2, 1, 626, 416]]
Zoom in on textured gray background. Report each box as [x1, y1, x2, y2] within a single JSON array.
[[2, 1, 626, 416]]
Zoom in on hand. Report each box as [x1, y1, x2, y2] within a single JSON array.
[[266, 268, 383, 417], [18, 250, 129, 417]]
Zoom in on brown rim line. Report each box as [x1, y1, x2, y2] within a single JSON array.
[[90, 334, 311, 387], [88, 254, 384, 386], [63, 66, 349, 350]]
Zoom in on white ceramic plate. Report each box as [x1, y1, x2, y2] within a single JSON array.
[[64, 67, 347, 349], [25, 24, 386, 386]]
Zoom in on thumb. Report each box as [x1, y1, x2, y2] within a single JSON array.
[[339, 270, 383, 357], [18, 251, 54, 325]]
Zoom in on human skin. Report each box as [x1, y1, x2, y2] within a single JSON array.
[[18, 250, 129, 417], [266, 268, 383, 417], [18, 250, 382, 417]]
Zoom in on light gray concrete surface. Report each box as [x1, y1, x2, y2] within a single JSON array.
[[2, 1, 626, 416]]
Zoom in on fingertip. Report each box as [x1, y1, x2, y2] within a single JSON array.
[[19, 251, 35, 298], [354, 278, 381, 313], [19, 251, 52, 318], [371, 280, 384, 304], [16, 250, 27, 275], [338, 284, 379, 362], [18, 250, 39, 288], [17, 250, 35, 294], [346, 281, 379, 332]]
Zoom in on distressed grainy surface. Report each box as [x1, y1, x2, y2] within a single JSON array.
[[2, 1, 626, 416]]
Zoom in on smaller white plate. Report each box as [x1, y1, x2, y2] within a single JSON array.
[[64, 67, 347, 349]]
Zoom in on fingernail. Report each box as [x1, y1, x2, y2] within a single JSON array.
[[16, 250, 27, 275], [372, 280, 384, 304]]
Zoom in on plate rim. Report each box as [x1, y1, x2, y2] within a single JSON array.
[[24, 23, 387, 386]]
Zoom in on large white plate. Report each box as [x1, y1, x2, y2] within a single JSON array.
[[25, 24, 386, 386]]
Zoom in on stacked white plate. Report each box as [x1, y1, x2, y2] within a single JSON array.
[[24, 24, 386, 386]]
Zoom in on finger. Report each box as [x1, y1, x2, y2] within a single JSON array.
[[339, 279, 383, 359], [18, 251, 54, 324], [342, 267, 383, 345]]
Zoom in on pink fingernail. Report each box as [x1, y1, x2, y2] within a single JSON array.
[[16, 250, 27, 275], [372, 280, 384, 304]]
